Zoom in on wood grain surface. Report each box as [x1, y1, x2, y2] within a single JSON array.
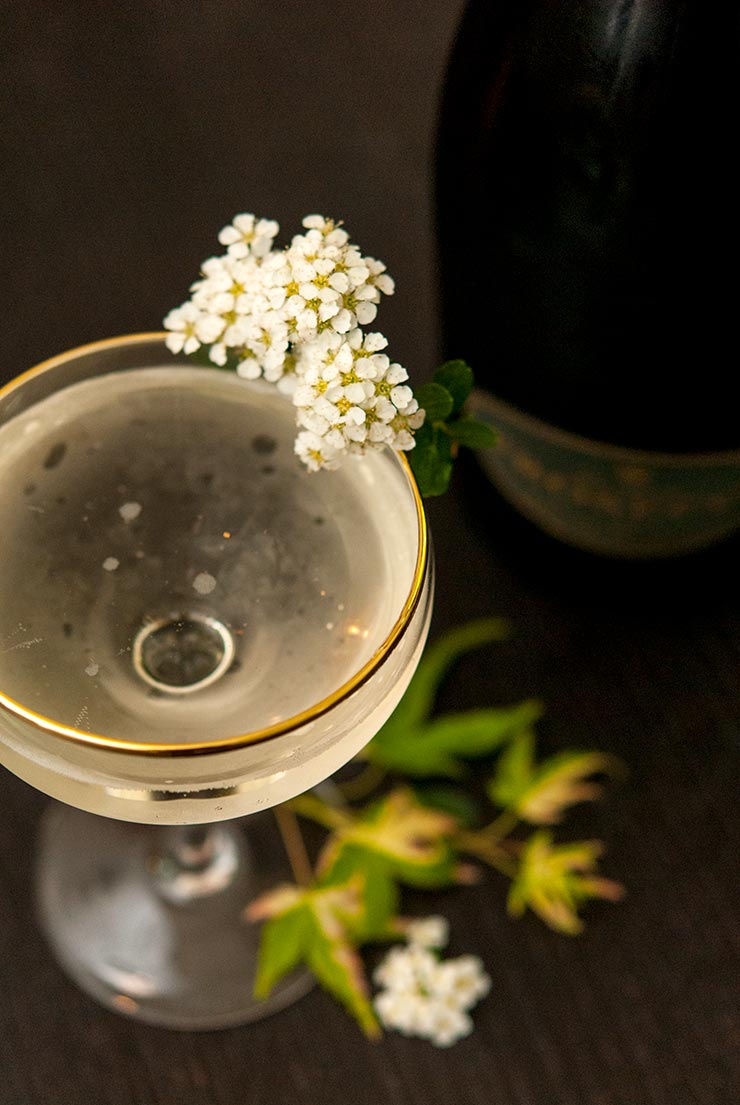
[[1, 3, 739, 1102]]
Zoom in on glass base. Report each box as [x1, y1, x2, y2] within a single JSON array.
[[36, 805, 313, 1030]]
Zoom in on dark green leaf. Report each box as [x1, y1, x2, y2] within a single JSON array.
[[447, 418, 498, 450], [408, 422, 454, 498], [419, 702, 544, 759], [415, 382, 454, 423], [369, 702, 544, 779], [373, 618, 511, 738], [366, 734, 464, 778], [433, 360, 474, 415]]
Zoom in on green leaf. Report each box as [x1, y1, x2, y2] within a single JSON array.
[[507, 830, 624, 935], [321, 847, 400, 941], [369, 702, 544, 779], [319, 788, 459, 890], [408, 422, 454, 498], [488, 728, 537, 809], [304, 911, 379, 1038], [415, 382, 454, 423], [247, 878, 380, 1038], [433, 360, 474, 415], [447, 418, 498, 450], [253, 906, 310, 999], [366, 738, 464, 778], [375, 618, 510, 739], [488, 732, 622, 824], [419, 703, 544, 760]]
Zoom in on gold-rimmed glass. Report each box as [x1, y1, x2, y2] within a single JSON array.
[[0, 334, 433, 1027]]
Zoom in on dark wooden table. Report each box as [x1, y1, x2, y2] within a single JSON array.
[[1, 3, 738, 1102]]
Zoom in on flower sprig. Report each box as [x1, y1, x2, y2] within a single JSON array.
[[373, 918, 491, 1046], [246, 619, 625, 1043], [164, 213, 495, 493]]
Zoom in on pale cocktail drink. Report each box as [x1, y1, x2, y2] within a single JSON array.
[[0, 336, 431, 824]]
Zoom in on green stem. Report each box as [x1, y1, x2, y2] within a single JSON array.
[[336, 762, 388, 801], [273, 805, 314, 887], [485, 807, 520, 841], [289, 792, 352, 831], [456, 829, 519, 879]]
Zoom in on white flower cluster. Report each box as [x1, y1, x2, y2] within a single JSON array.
[[373, 916, 491, 1047], [163, 213, 424, 471]]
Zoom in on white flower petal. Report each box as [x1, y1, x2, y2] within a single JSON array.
[[209, 343, 228, 366], [165, 332, 186, 353], [405, 916, 449, 950], [331, 309, 353, 334], [390, 384, 413, 409], [355, 301, 378, 325]]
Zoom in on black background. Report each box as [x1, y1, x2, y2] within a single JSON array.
[[1, 3, 739, 1103]]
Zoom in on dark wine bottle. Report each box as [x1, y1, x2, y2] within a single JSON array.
[[437, 0, 740, 556]]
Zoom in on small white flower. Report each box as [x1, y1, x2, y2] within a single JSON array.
[[218, 213, 279, 259], [375, 991, 438, 1037], [372, 919, 490, 1047], [301, 213, 350, 245], [164, 303, 214, 355], [428, 1005, 474, 1048], [294, 430, 344, 472], [405, 915, 449, 950], [372, 944, 438, 994], [366, 255, 395, 296], [430, 956, 491, 1011]]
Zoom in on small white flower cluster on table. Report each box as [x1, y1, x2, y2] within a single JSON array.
[[373, 916, 491, 1047], [164, 214, 425, 472]]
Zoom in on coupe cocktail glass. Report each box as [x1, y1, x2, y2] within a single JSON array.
[[0, 334, 432, 1028]]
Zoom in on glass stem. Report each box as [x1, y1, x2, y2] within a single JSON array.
[[153, 823, 242, 903]]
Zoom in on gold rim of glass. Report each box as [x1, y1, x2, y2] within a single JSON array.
[[0, 333, 429, 757]]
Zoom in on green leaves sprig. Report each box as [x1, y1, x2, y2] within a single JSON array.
[[409, 360, 496, 497], [247, 620, 625, 1037], [366, 618, 542, 778]]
